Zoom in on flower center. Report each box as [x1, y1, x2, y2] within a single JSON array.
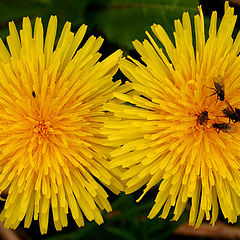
[[34, 120, 52, 138]]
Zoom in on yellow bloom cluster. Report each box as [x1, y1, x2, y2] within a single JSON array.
[[1, 1, 240, 235], [0, 16, 130, 233], [104, 1, 240, 228]]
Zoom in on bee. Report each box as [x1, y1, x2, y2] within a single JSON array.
[[197, 111, 209, 126], [222, 100, 240, 123], [212, 122, 237, 133], [32, 91, 36, 98], [207, 75, 225, 101]]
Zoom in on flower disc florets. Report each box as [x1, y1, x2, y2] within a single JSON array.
[[103, 2, 240, 227], [0, 16, 129, 234]]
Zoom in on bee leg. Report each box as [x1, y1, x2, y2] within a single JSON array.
[[205, 87, 216, 91], [205, 92, 216, 98], [205, 90, 217, 99]]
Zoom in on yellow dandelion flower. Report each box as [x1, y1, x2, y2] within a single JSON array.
[[0, 16, 128, 234], [103, 2, 240, 227]]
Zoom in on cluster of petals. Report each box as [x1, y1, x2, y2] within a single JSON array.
[[0, 16, 129, 233], [104, 1, 240, 228], [0, 1, 240, 234]]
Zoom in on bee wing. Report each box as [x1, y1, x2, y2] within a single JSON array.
[[213, 75, 224, 91], [224, 100, 234, 112], [227, 123, 238, 133]]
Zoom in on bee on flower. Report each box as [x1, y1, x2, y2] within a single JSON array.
[[208, 75, 225, 102], [103, 1, 240, 228]]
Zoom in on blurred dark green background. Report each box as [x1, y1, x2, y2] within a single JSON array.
[[0, 0, 239, 239], [0, 0, 200, 54]]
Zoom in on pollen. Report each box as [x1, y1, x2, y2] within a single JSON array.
[[34, 120, 52, 137]]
